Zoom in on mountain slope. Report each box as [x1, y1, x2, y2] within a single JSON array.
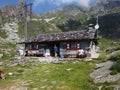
[[38, 5, 89, 32], [90, 0, 120, 14]]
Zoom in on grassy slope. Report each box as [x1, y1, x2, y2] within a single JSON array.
[[0, 61, 97, 90]]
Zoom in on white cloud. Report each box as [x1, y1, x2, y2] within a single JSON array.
[[33, 0, 91, 7], [34, 0, 44, 7]]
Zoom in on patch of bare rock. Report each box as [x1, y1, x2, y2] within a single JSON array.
[[90, 61, 120, 83]]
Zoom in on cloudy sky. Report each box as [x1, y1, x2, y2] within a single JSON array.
[[0, 0, 96, 13]]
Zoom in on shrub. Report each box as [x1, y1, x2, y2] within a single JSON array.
[[110, 70, 118, 75], [110, 62, 120, 72], [109, 54, 120, 61]]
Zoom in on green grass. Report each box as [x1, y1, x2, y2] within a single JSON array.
[[18, 22, 24, 39], [0, 29, 7, 38], [98, 37, 115, 51], [0, 43, 16, 61], [0, 61, 97, 90]]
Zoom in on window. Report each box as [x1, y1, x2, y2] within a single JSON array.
[[28, 44, 39, 50], [66, 42, 80, 50]]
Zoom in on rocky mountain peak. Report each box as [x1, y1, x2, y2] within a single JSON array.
[[1, 0, 27, 22]]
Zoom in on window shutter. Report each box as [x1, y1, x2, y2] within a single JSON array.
[[77, 43, 80, 50], [66, 43, 70, 50]]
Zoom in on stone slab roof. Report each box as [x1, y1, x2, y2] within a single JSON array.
[[25, 29, 97, 43]]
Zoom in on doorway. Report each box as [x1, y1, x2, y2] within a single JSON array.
[[49, 42, 60, 57]]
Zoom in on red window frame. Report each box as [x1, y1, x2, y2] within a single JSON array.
[[66, 43, 80, 50]]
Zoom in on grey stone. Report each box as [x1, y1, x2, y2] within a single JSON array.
[[114, 85, 120, 90], [41, 85, 47, 89], [13, 72, 21, 75], [33, 88, 38, 90], [41, 79, 48, 82], [0, 62, 3, 66], [66, 68, 72, 71], [84, 58, 92, 61], [90, 61, 120, 83], [7, 63, 18, 67], [45, 70, 50, 73], [51, 80, 57, 85], [8, 72, 13, 76], [9, 86, 27, 90], [98, 86, 103, 90], [47, 86, 54, 89], [0, 54, 3, 58]]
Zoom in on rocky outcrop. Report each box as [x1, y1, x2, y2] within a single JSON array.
[[90, 61, 120, 83], [2, 22, 20, 43], [1, 0, 27, 22]]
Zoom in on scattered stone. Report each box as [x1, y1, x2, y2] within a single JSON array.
[[33, 88, 38, 90], [9, 86, 27, 90], [73, 61, 79, 64], [98, 86, 103, 90], [38, 57, 59, 63], [44, 70, 50, 73], [13, 56, 22, 60], [21, 81, 29, 86], [18, 61, 25, 65], [8, 72, 13, 76], [84, 58, 92, 61], [66, 68, 72, 71], [0, 62, 3, 66], [7, 63, 18, 67], [13, 72, 21, 75], [60, 85, 69, 89], [114, 85, 120, 90], [51, 80, 57, 85], [41, 79, 48, 82], [40, 85, 47, 89], [47, 85, 54, 89], [0, 54, 3, 58]]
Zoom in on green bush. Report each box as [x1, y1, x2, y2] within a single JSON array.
[[109, 54, 120, 73], [110, 70, 118, 75], [110, 62, 120, 72], [109, 54, 120, 61]]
